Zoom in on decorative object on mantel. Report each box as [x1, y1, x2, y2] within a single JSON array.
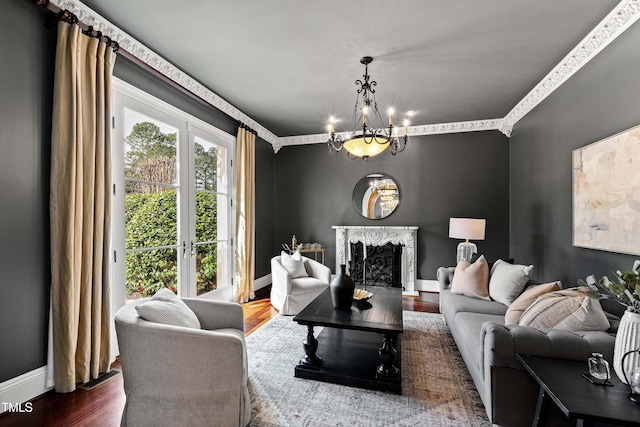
[[620, 349, 640, 403], [580, 260, 640, 384], [326, 56, 410, 160], [449, 218, 486, 263], [352, 173, 400, 219], [330, 265, 355, 310], [573, 124, 640, 256]]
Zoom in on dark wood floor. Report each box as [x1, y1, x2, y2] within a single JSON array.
[[0, 287, 439, 427]]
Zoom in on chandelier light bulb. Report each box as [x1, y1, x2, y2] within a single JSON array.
[[388, 108, 394, 126], [328, 116, 336, 133]]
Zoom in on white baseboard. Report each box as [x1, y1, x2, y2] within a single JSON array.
[[415, 279, 439, 293], [0, 366, 52, 414], [254, 274, 271, 291]]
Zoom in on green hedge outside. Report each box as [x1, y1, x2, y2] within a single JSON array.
[[125, 189, 218, 297]]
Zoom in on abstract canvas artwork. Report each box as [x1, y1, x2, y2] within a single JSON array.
[[573, 125, 640, 255]]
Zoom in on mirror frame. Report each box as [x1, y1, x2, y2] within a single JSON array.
[[352, 173, 400, 219]]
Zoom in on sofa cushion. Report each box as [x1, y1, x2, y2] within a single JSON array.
[[441, 289, 508, 319], [489, 259, 534, 306], [280, 250, 309, 278], [290, 277, 329, 294], [455, 312, 505, 373], [135, 287, 201, 329], [504, 281, 562, 325], [450, 255, 490, 300], [519, 288, 610, 332]]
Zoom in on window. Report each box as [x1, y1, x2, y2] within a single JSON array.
[[111, 79, 235, 311]]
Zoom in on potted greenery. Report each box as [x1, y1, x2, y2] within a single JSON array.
[[579, 260, 640, 384]]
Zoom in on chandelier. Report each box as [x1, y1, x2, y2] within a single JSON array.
[[327, 56, 409, 160]]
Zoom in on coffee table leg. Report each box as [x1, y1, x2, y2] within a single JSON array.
[[298, 325, 322, 370], [532, 388, 549, 427], [377, 333, 399, 377]]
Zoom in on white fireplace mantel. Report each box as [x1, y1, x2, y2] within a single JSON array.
[[332, 226, 419, 293]]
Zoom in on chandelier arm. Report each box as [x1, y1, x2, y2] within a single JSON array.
[[346, 151, 360, 161], [329, 139, 343, 151]]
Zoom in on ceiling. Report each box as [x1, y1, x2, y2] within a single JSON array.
[[79, 0, 619, 139]]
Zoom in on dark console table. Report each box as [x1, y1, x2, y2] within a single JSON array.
[[517, 354, 640, 426], [293, 286, 403, 394]]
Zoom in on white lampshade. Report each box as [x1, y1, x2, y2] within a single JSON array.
[[449, 218, 486, 240]]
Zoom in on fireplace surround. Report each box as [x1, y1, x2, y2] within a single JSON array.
[[333, 226, 418, 293]]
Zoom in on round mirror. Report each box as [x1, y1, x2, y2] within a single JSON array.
[[352, 173, 400, 219]]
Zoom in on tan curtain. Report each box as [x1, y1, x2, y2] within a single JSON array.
[[236, 127, 255, 303], [50, 21, 115, 393]]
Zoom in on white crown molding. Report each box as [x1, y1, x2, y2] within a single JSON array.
[[504, 0, 640, 131], [53, 0, 640, 152], [275, 119, 506, 152], [53, 0, 279, 146]]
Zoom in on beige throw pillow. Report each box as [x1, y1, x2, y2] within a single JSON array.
[[135, 287, 201, 329], [504, 281, 561, 324], [450, 255, 490, 300], [518, 287, 610, 332], [489, 259, 534, 306], [280, 250, 308, 278]]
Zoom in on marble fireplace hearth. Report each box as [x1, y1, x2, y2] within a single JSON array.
[[332, 226, 418, 295]]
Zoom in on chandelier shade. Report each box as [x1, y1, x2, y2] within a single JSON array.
[[327, 56, 410, 160], [343, 135, 390, 158]]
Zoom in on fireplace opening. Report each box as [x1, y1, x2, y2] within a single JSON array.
[[348, 241, 403, 288]]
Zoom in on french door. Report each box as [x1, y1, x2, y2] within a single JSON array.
[[111, 79, 235, 314]]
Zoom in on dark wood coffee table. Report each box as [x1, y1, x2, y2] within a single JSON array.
[[293, 286, 403, 394], [517, 354, 640, 426]]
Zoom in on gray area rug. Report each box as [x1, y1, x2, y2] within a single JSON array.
[[246, 311, 490, 426]]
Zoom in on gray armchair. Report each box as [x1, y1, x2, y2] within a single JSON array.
[[270, 255, 331, 315], [114, 298, 250, 427]]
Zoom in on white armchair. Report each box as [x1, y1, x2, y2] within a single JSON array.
[[270, 255, 331, 315]]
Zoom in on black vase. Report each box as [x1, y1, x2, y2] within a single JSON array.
[[330, 264, 355, 310]]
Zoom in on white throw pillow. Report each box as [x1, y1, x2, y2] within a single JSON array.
[[135, 287, 201, 329], [519, 287, 610, 332], [280, 250, 308, 278], [488, 259, 534, 306]]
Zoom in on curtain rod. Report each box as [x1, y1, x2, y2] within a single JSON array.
[[29, 0, 249, 133]]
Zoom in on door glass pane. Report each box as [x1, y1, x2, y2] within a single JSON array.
[[124, 108, 180, 300], [194, 136, 225, 193], [126, 248, 178, 298], [125, 186, 177, 249], [194, 135, 229, 295], [124, 108, 177, 185]]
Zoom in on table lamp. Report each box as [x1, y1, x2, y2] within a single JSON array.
[[449, 218, 486, 263]]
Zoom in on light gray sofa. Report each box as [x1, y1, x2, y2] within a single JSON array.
[[437, 266, 619, 427], [115, 298, 251, 427]]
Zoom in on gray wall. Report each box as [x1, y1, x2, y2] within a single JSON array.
[[509, 20, 640, 286], [274, 131, 510, 279], [0, 2, 55, 382]]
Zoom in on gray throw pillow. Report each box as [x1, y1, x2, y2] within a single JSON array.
[[488, 259, 533, 306], [135, 287, 201, 329]]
